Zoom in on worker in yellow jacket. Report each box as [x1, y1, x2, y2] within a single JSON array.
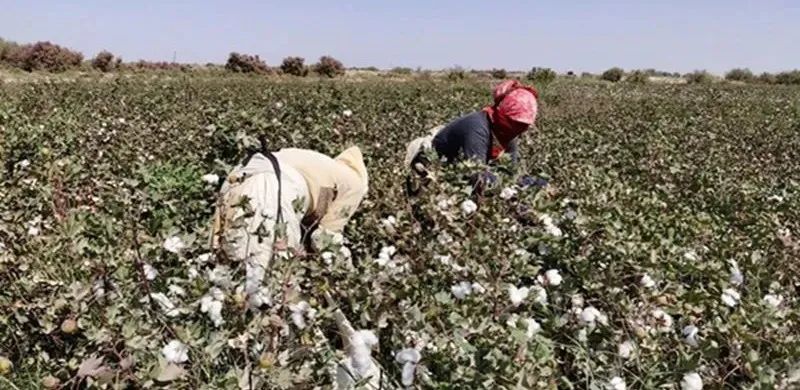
[[211, 145, 368, 307]]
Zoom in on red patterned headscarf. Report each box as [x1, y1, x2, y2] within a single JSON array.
[[482, 80, 539, 159]]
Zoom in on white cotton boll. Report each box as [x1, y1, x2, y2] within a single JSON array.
[[508, 285, 530, 306], [523, 318, 541, 338], [471, 282, 486, 295], [163, 236, 186, 254], [162, 339, 189, 363], [187, 267, 199, 280], [721, 288, 741, 307], [200, 295, 224, 327], [201, 173, 220, 185], [618, 340, 635, 359], [682, 325, 699, 347], [579, 306, 605, 327], [349, 330, 379, 377], [640, 274, 656, 289], [767, 194, 784, 202], [680, 372, 703, 390], [275, 102, 284, 109], [168, 285, 186, 296], [608, 376, 626, 390], [437, 232, 454, 245], [651, 309, 674, 333], [531, 285, 548, 305], [381, 215, 397, 228], [541, 269, 563, 286], [17, 159, 31, 169], [195, 253, 212, 263], [395, 348, 421, 387], [763, 294, 783, 308], [150, 292, 182, 317], [571, 294, 585, 309], [539, 214, 563, 237], [289, 301, 313, 330], [729, 261, 744, 286], [27, 226, 40, 236], [342, 109, 353, 118], [451, 282, 473, 300], [683, 250, 699, 262], [461, 199, 478, 216], [207, 266, 233, 288], [375, 246, 397, 267], [500, 187, 518, 200], [321, 251, 335, 265]]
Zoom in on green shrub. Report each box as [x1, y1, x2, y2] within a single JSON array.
[[490, 68, 507, 79], [757, 72, 777, 84], [685, 70, 714, 84], [91, 50, 118, 72], [225, 52, 271, 74], [626, 70, 649, 84], [447, 67, 467, 81], [600, 67, 624, 82], [280, 56, 308, 76], [0, 37, 21, 65], [725, 68, 754, 82], [7, 41, 83, 72], [775, 70, 800, 85], [390, 66, 413, 75], [312, 56, 345, 78], [526, 67, 557, 84]]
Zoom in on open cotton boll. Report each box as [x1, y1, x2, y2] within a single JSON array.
[[289, 301, 314, 330], [651, 309, 674, 333], [508, 285, 530, 306], [471, 282, 486, 295], [579, 306, 607, 327], [150, 293, 182, 317], [538, 269, 562, 286], [680, 372, 703, 390], [143, 263, 158, 281], [721, 288, 741, 307], [763, 294, 783, 308], [163, 236, 186, 254], [201, 173, 220, 185], [523, 318, 541, 338], [500, 187, 518, 200], [728, 261, 744, 286], [395, 348, 421, 387], [682, 325, 699, 347], [608, 376, 626, 390], [531, 285, 548, 305], [350, 330, 379, 377], [162, 340, 189, 363], [539, 214, 563, 237], [451, 282, 473, 300], [199, 292, 224, 327], [460, 199, 478, 215], [618, 340, 635, 359], [321, 251, 335, 265], [640, 274, 656, 289]]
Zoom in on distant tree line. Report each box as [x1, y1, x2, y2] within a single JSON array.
[[0, 37, 348, 77], [2, 37, 800, 84]]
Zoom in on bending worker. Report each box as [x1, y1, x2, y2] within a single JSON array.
[[211, 142, 368, 307], [406, 80, 539, 172]]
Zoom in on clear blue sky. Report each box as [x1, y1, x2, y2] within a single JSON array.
[[1, 0, 798, 73]]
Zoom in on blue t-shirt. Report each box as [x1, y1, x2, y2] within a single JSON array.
[[432, 111, 518, 163]]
